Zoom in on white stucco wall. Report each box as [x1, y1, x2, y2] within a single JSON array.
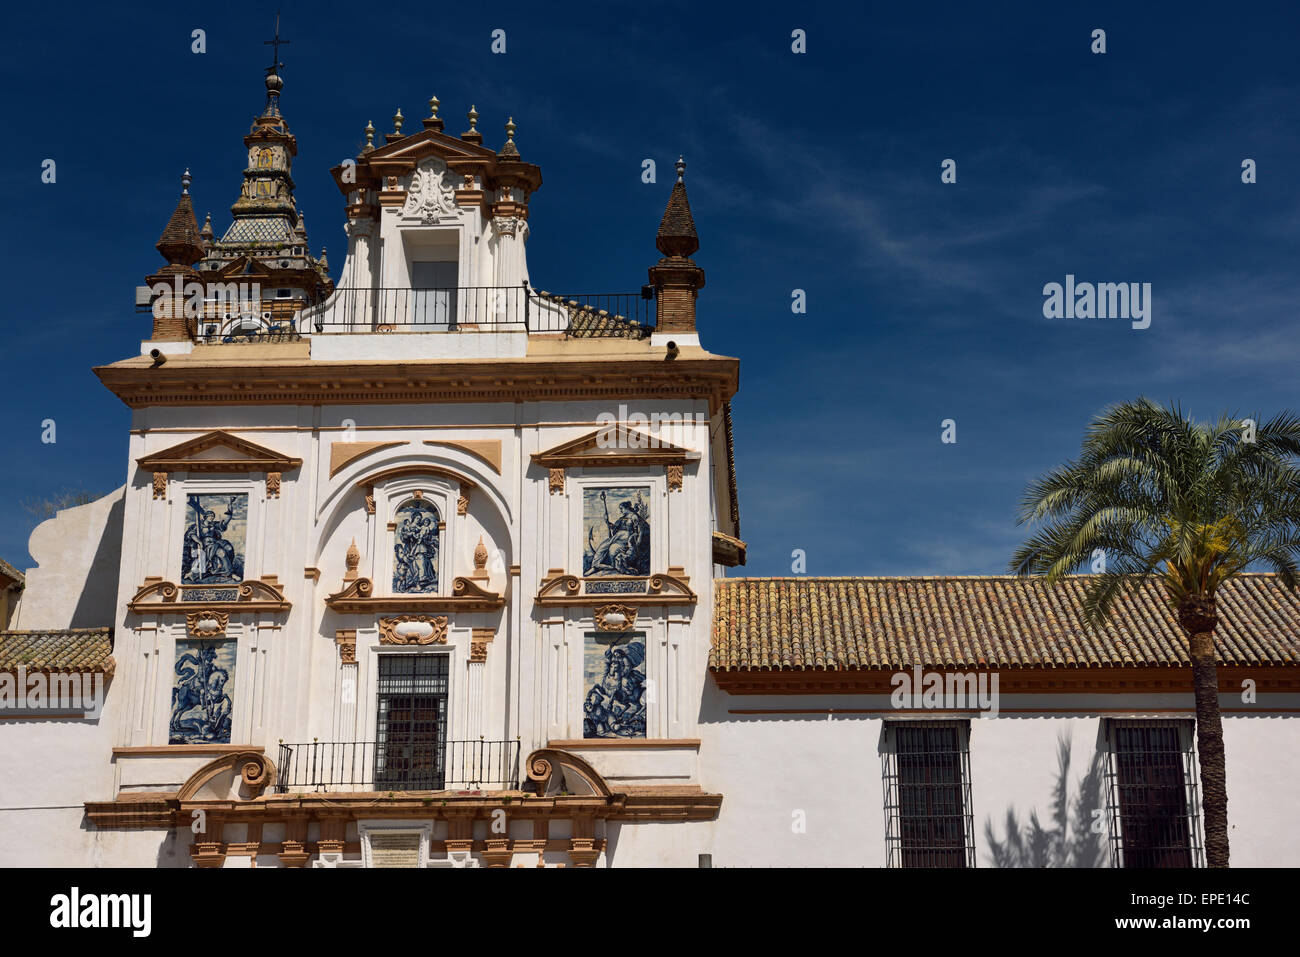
[[13, 487, 125, 631]]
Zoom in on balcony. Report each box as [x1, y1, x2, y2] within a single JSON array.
[[275, 739, 522, 794], [303, 284, 655, 338], [142, 285, 655, 343]]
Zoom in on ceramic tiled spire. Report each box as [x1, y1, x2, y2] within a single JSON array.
[[190, 58, 332, 302]]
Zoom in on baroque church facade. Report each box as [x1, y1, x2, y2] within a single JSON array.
[[1, 64, 1299, 869]]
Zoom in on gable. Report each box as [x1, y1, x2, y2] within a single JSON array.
[[532, 426, 697, 469], [137, 431, 302, 473]]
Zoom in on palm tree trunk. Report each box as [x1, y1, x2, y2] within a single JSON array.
[[1184, 622, 1231, 867]]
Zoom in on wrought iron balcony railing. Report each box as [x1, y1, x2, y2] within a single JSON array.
[[275, 739, 521, 794], [302, 284, 654, 338], [142, 284, 656, 342]]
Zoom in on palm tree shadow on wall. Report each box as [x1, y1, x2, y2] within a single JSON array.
[[984, 731, 1110, 868]]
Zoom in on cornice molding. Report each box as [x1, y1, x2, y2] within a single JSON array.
[[95, 357, 740, 413]]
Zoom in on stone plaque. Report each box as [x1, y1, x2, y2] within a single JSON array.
[[368, 832, 422, 868]]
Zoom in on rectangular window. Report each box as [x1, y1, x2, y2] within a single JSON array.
[[1104, 719, 1203, 867], [374, 654, 448, 790], [882, 720, 974, 867]]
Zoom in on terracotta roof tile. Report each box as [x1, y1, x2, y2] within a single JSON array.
[[0, 627, 114, 674], [710, 574, 1300, 671]]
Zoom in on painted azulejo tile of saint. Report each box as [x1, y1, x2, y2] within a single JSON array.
[[583, 636, 647, 738], [169, 640, 236, 745], [393, 500, 440, 593], [181, 494, 247, 585], [583, 487, 650, 577]]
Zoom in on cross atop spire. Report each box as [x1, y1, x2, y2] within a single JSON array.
[[264, 12, 290, 74]]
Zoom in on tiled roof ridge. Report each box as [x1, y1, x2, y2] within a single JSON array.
[[718, 572, 1288, 583]]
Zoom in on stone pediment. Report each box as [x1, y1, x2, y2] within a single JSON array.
[[126, 575, 291, 615], [138, 431, 302, 474], [534, 568, 697, 607], [335, 127, 543, 196], [532, 427, 697, 470], [324, 576, 505, 614], [366, 128, 499, 166]]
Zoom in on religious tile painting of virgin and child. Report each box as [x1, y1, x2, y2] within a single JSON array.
[[181, 494, 247, 585], [582, 486, 650, 577], [583, 633, 647, 738], [393, 500, 440, 593], [170, 639, 236, 744]]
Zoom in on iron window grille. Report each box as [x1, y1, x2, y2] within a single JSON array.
[[374, 654, 449, 791], [1103, 719, 1204, 868], [882, 720, 975, 868]]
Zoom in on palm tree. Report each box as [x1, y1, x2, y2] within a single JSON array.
[[1010, 398, 1300, 868]]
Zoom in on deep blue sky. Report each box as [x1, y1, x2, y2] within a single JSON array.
[[2, 1, 1298, 576]]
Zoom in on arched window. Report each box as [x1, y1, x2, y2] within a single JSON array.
[[393, 500, 440, 593]]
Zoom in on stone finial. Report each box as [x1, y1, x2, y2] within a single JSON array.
[[344, 537, 360, 580], [181, 168, 192, 195], [423, 94, 444, 131], [392, 108, 404, 135], [200, 212, 214, 242], [676, 155, 685, 183], [428, 94, 449, 130], [364, 120, 375, 151], [319, 246, 328, 269], [472, 536, 490, 580], [499, 117, 519, 157], [460, 105, 483, 144]]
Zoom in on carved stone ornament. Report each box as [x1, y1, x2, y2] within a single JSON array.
[[666, 464, 683, 491], [549, 468, 565, 495], [335, 629, 357, 664], [344, 538, 361, 581], [402, 160, 457, 223], [470, 626, 494, 663], [458, 486, 470, 516], [492, 216, 520, 237], [344, 218, 374, 239], [186, 610, 230, 638], [364, 485, 376, 515], [152, 471, 167, 500], [594, 604, 638, 632], [379, 615, 449, 645], [267, 471, 282, 498]]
